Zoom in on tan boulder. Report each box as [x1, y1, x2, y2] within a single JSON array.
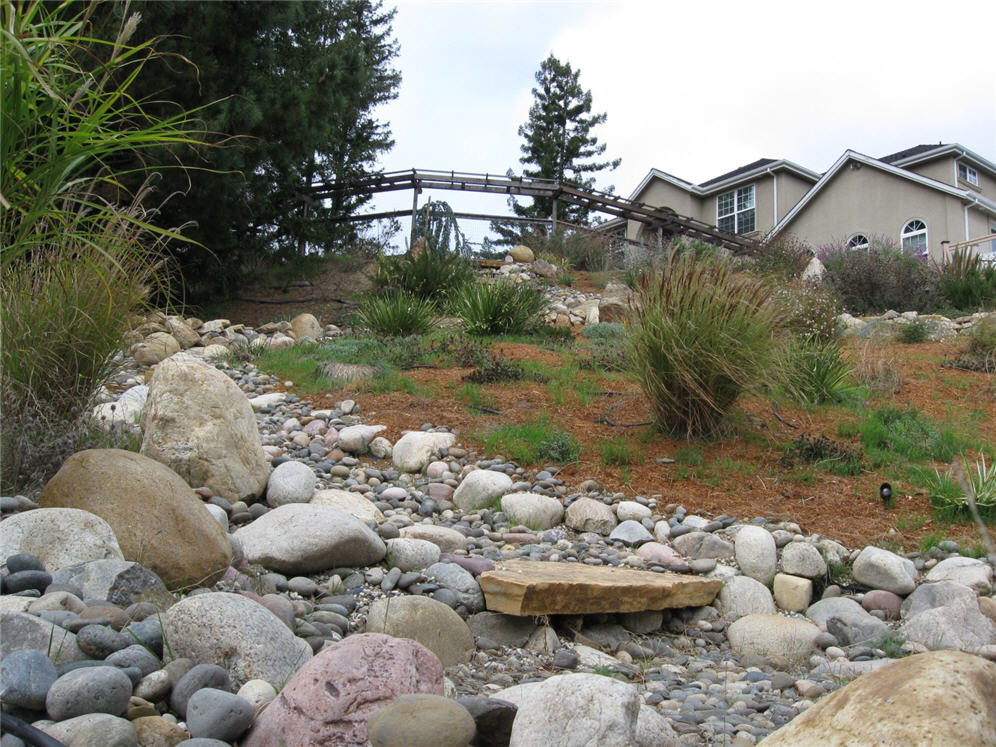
[[165, 317, 201, 349], [598, 282, 634, 323], [290, 313, 322, 341], [141, 352, 268, 502], [479, 560, 722, 616], [509, 244, 535, 263], [761, 650, 996, 745], [131, 332, 181, 365], [39, 449, 232, 589]]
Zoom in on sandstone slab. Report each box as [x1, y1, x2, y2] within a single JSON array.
[[478, 560, 722, 616]]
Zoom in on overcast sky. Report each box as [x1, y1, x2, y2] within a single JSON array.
[[368, 0, 996, 247]]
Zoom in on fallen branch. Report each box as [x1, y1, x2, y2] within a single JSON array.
[[468, 404, 501, 415], [233, 295, 358, 306], [771, 401, 798, 429]]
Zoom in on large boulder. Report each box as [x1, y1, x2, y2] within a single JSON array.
[[0, 508, 123, 574], [452, 469, 513, 512], [509, 245, 534, 263], [851, 545, 917, 594], [39, 449, 232, 589], [311, 488, 385, 523], [234, 503, 386, 574], [242, 634, 443, 747], [565, 497, 618, 535], [265, 460, 316, 507], [290, 313, 322, 341], [140, 352, 268, 502], [924, 555, 994, 593], [760, 651, 996, 746], [495, 673, 679, 747], [500, 492, 563, 530], [900, 596, 996, 651], [715, 575, 776, 620], [598, 283, 633, 323], [131, 332, 180, 366], [726, 613, 822, 659], [392, 431, 456, 473], [365, 596, 474, 667], [163, 592, 312, 689]]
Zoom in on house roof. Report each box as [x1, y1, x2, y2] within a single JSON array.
[[881, 143, 996, 175], [879, 144, 949, 164], [628, 159, 820, 202], [767, 149, 996, 240]]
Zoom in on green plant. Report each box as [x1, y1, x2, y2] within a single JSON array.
[[628, 249, 786, 437], [967, 316, 996, 355], [581, 322, 626, 340], [674, 445, 705, 467], [453, 279, 548, 336], [859, 407, 963, 466], [1, 1, 208, 491], [853, 340, 902, 396], [938, 249, 996, 311], [773, 280, 844, 343], [354, 291, 437, 337], [873, 630, 908, 659], [556, 269, 576, 286], [928, 455, 996, 523], [896, 319, 929, 344], [895, 513, 929, 532], [743, 235, 814, 281], [483, 418, 578, 465], [372, 245, 475, 303], [919, 530, 947, 553], [600, 439, 642, 467], [824, 557, 853, 586], [779, 337, 856, 406], [782, 435, 862, 476]]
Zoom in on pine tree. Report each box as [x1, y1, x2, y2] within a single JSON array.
[[105, 0, 400, 298], [494, 54, 619, 242]]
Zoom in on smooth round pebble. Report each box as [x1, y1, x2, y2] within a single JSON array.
[[186, 688, 255, 742], [46, 666, 133, 721], [0, 648, 58, 710]]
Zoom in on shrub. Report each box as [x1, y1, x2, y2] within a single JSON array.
[[938, 249, 996, 311], [354, 292, 437, 336], [774, 280, 844, 343], [818, 237, 943, 314], [372, 245, 475, 304], [627, 249, 786, 438], [743, 235, 814, 281], [896, 319, 929, 344], [1, 2, 206, 491], [779, 337, 856, 406], [524, 228, 609, 272], [453, 280, 548, 336], [860, 407, 963, 465], [967, 316, 996, 356]]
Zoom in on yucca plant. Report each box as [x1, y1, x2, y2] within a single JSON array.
[[453, 279, 548, 336], [354, 291, 437, 337], [779, 337, 856, 406], [627, 249, 786, 438], [1, 1, 210, 490]]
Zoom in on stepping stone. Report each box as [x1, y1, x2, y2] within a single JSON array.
[[478, 560, 722, 616]]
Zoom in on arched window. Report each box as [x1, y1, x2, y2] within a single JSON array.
[[901, 219, 927, 254], [847, 234, 869, 250]]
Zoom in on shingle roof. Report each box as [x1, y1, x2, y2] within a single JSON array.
[[879, 144, 950, 164], [699, 158, 778, 187]]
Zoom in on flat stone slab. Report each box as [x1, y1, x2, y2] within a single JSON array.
[[479, 560, 722, 616]]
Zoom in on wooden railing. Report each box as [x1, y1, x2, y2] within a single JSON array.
[[942, 234, 996, 262]]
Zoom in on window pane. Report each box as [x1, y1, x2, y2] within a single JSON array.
[[737, 186, 754, 210], [738, 209, 755, 234], [717, 192, 734, 217], [718, 215, 736, 233]]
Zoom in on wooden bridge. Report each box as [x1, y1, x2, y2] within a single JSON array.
[[310, 169, 756, 253]]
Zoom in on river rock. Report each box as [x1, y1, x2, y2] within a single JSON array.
[[734, 525, 776, 586], [50, 559, 174, 610], [141, 352, 269, 501], [806, 596, 888, 646], [385, 538, 441, 571], [392, 431, 456, 472], [0, 508, 123, 574], [311, 488, 385, 523], [39, 449, 232, 589], [715, 575, 776, 620], [452, 469, 513, 512], [46, 665, 133, 720], [564, 497, 618, 535], [241, 633, 444, 747], [234, 503, 385, 574], [726, 613, 822, 659], [162, 592, 312, 689], [924, 555, 994, 593], [851, 545, 917, 594], [40, 713, 139, 747], [367, 693, 476, 747], [779, 541, 827, 578], [265, 460, 316, 506], [365, 595, 474, 666], [290, 313, 322, 341], [0, 611, 87, 665], [500, 493, 564, 530]]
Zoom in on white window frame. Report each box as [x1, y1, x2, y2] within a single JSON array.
[[901, 219, 928, 255], [846, 233, 869, 250], [958, 162, 979, 187], [716, 184, 755, 235]]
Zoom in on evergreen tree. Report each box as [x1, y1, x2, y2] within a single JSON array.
[[494, 54, 619, 243], [109, 0, 400, 298]]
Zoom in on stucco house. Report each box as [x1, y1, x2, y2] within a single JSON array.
[[619, 143, 996, 264]]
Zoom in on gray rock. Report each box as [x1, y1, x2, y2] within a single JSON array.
[[424, 562, 485, 612], [900, 596, 996, 651], [564, 497, 618, 535], [0, 648, 58, 710], [456, 695, 517, 747], [500, 492, 564, 530], [104, 644, 161, 676], [45, 665, 132, 720], [311, 488, 384, 523], [186, 688, 255, 742], [76, 624, 131, 660], [163, 592, 312, 689], [265, 460, 316, 507], [806, 597, 888, 645], [671, 531, 734, 560], [469, 612, 538, 648], [608, 520, 653, 545], [735, 525, 777, 586], [852, 545, 917, 594], [336, 424, 386, 454], [393, 431, 456, 472], [40, 713, 138, 747], [924, 556, 993, 593], [170, 664, 232, 719], [619, 610, 663, 635], [50, 559, 174, 610], [452, 470, 513, 512], [726, 613, 822, 659], [0, 508, 123, 574], [234, 503, 385, 574], [365, 595, 474, 668], [716, 575, 776, 620], [901, 580, 977, 619], [0, 611, 86, 665], [385, 538, 440, 571], [780, 541, 827, 579]]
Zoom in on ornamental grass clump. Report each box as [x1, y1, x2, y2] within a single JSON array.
[[627, 250, 786, 438], [354, 291, 437, 337], [454, 279, 548, 336]]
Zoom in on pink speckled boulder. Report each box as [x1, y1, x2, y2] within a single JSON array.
[[861, 589, 903, 620], [241, 633, 444, 747]]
